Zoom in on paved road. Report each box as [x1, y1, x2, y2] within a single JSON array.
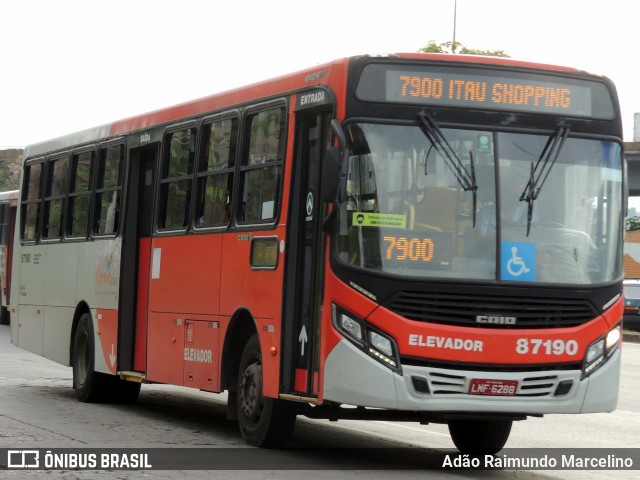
[[1, 324, 639, 479]]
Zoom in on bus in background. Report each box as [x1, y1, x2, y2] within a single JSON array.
[[10, 53, 624, 454], [0, 190, 17, 325], [623, 194, 640, 330]]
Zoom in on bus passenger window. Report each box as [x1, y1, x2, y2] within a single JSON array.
[[42, 155, 70, 240], [21, 162, 43, 241], [67, 150, 94, 237], [159, 128, 196, 230], [94, 144, 123, 235], [196, 117, 237, 227], [238, 107, 285, 224]]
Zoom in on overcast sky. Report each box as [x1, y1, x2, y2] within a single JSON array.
[[1, 0, 639, 148]]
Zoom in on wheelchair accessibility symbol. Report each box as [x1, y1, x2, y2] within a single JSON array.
[[501, 242, 536, 282], [507, 246, 529, 276]]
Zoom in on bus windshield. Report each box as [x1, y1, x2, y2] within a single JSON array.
[[334, 122, 623, 285]]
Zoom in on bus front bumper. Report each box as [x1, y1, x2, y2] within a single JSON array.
[[322, 339, 620, 415]]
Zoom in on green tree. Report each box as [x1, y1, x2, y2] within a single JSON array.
[[419, 41, 509, 58], [0, 155, 22, 191], [626, 216, 640, 231]]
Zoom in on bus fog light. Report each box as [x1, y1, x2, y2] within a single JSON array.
[[369, 331, 393, 357], [368, 347, 397, 368]]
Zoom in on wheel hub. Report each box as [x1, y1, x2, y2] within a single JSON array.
[[239, 362, 263, 420], [76, 332, 89, 385]]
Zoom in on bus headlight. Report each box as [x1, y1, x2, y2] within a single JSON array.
[[369, 331, 393, 357], [337, 312, 363, 343], [332, 304, 401, 372], [606, 326, 621, 350], [583, 325, 621, 377]]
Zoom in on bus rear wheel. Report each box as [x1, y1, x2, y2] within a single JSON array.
[[237, 334, 296, 447], [72, 313, 108, 402], [72, 313, 140, 404], [448, 419, 512, 455]]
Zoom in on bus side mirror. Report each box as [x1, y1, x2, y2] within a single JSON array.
[[321, 147, 340, 202]]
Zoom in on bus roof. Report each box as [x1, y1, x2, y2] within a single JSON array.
[[22, 52, 590, 159]]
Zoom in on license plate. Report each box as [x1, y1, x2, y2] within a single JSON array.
[[468, 378, 518, 396]]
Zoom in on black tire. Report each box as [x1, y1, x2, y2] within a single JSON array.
[[72, 313, 141, 404], [448, 419, 512, 455], [237, 334, 297, 447], [72, 313, 109, 402]]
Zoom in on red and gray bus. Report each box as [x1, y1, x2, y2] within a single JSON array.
[[0, 189, 18, 325], [11, 53, 624, 454]]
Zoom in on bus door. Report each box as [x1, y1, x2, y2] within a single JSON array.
[[119, 141, 158, 373], [282, 91, 333, 397]]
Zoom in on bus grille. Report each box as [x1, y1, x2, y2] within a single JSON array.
[[384, 291, 598, 329], [427, 371, 560, 397]]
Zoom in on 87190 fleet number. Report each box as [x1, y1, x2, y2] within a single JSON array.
[[515, 338, 579, 356]]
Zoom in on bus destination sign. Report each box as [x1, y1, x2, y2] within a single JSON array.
[[356, 64, 614, 119]]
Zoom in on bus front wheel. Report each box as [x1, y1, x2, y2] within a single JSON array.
[[448, 419, 512, 455], [237, 334, 297, 447]]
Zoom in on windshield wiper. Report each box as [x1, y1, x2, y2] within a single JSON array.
[[416, 111, 478, 225], [520, 126, 570, 236]]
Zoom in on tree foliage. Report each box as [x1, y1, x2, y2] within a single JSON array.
[[626, 216, 640, 231], [0, 155, 22, 191], [419, 41, 510, 58]]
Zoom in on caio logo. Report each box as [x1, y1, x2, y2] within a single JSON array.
[[476, 315, 517, 325]]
